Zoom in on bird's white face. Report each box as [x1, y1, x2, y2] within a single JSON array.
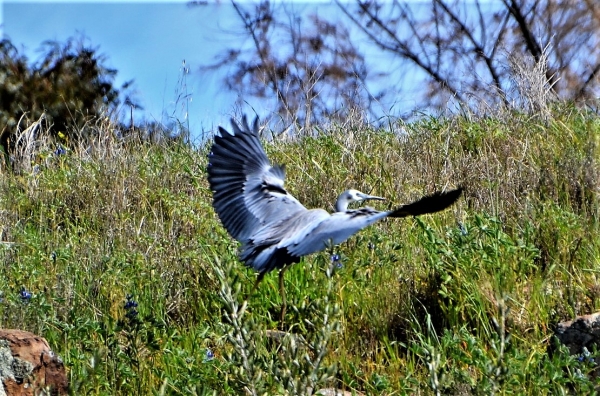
[[346, 189, 367, 204], [335, 189, 385, 212]]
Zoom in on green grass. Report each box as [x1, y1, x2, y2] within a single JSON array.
[[0, 106, 599, 394]]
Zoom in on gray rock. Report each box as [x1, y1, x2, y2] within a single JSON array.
[[0, 329, 68, 396], [555, 312, 600, 355]]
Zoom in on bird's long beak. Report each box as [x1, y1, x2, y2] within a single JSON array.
[[358, 192, 385, 202]]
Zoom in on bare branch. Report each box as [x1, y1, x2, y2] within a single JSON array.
[[434, 0, 506, 103], [338, 1, 466, 104]]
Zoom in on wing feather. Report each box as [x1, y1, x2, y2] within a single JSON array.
[[286, 188, 462, 256], [240, 209, 330, 273], [287, 209, 389, 257], [207, 116, 307, 242], [388, 188, 462, 218]]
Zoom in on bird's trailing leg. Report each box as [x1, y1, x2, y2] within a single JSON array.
[[245, 272, 265, 302], [279, 266, 289, 328], [325, 238, 337, 278]]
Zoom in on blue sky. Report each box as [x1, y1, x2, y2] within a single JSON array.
[[2, 0, 266, 140], [3, 0, 422, 140], [2, 1, 455, 140]]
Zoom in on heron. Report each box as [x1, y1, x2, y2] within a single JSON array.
[[207, 116, 462, 322]]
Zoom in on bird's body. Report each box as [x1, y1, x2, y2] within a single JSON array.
[[207, 116, 462, 321]]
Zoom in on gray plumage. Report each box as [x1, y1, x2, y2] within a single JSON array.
[[207, 116, 463, 278]]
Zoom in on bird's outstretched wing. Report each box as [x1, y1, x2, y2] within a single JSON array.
[[207, 116, 307, 242], [388, 188, 463, 218], [286, 208, 389, 257], [286, 188, 463, 257]]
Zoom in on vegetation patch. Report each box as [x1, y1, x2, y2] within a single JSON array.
[[0, 106, 598, 394]]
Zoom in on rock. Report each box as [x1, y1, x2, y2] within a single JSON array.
[[554, 312, 600, 355], [0, 329, 68, 396], [553, 312, 600, 382]]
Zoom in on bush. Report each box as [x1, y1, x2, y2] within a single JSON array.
[[0, 37, 123, 156]]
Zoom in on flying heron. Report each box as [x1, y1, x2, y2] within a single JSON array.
[[207, 116, 462, 322]]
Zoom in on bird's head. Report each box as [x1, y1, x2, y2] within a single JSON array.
[[335, 189, 385, 212]]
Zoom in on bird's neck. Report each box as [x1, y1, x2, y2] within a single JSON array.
[[335, 198, 348, 212]]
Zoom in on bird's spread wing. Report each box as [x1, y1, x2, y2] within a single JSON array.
[[388, 188, 463, 218], [288, 188, 463, 256], [287, 208, 390, 257], [207, 116, 306, 242]]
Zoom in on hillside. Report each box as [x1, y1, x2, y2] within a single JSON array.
[[0, 108, 598, 394]]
